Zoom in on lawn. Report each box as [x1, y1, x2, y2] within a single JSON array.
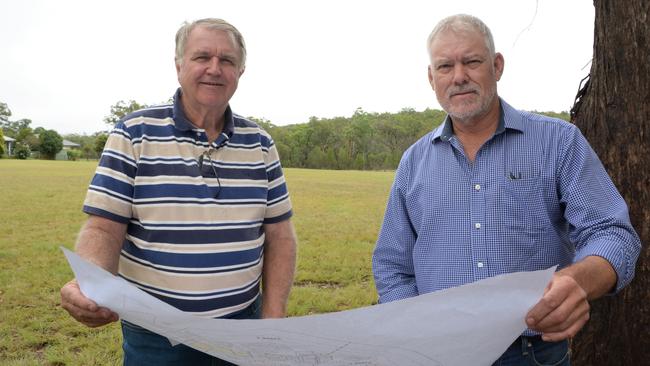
[[0, 159, 394, 365]]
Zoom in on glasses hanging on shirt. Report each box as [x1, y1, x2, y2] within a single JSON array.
[[197, 149, 222, 198]]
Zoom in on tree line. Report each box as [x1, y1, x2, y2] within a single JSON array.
[[255, 108, 568, 171], [98, 100, 569, 171], [256, 108, 447, 170], [1, 99, 569, 168]]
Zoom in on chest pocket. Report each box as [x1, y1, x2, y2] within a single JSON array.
[[498, 173, 549, 235]]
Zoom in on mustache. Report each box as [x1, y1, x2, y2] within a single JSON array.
[[447, 86, 478, 98]]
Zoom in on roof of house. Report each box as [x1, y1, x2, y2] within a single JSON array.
[[3, 136, 16, 142], [62, 139, 80, 147]]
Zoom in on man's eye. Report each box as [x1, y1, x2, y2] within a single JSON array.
[[437, 64, 452, 71]]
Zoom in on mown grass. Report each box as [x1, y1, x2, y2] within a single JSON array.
[[0, 159, 394, 365]]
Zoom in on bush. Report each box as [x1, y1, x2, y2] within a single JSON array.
[[66, 149, 82, 161], [14, 143, 31, 159]]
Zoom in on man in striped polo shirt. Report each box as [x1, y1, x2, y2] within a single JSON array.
[[372, 14, 641, 365], [61, 18, 297, 365]]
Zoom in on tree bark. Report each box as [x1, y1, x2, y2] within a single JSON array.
[[570, 0, 649, 364]]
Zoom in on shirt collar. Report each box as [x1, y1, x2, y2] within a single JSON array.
[[431, 97, 525, 143], [171, 87, 235, 138], [432, 114, 454, 142], [500, 98, 525, 133]]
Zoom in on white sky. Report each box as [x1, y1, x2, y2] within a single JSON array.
[[0, 0, 594, 135]]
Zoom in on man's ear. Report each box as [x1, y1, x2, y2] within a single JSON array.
[[427, 65, 435, 91], [494, 52, 504, 81], [175, 61, 182, 82], [175, 59, 181, 73]]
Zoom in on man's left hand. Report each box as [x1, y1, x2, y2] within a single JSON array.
[[525, 273, 590, 342]]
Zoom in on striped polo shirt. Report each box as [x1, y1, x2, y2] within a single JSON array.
[[83, 88, 292, 318]]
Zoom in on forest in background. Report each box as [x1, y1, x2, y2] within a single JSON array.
[[1, 99, 569, 170], [255, 108, 569, 170]]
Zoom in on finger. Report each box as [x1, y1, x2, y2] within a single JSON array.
[[61, 280, 99, 312], [535, 299, 590, 333], [74, 304, 119, 322], [61, 299, 113, 324], [526, 290, 568, 328], [64, 302, 119, 327], [541, 311, 590, 342], [78, 310, 120, 328], [61, 279, 119, 326]]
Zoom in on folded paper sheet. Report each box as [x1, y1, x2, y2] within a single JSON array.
[[62, 247, 554, 366]]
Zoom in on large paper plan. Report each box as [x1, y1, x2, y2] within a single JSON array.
[[62, 247, 554, 366]]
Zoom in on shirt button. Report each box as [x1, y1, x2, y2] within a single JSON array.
[[477, 262, 484, 268], [475, 223, 481, 229], [474, 184, 481, 191]]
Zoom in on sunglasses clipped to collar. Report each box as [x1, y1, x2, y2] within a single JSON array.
[[197, 149, 222, 198]]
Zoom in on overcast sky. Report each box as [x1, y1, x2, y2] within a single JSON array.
[[0, 0, 594, 135]]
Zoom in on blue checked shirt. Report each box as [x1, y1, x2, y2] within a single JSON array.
[[372, 99, 641, 305]]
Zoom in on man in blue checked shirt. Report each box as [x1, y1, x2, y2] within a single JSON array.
[[372, 14, 641, 366]]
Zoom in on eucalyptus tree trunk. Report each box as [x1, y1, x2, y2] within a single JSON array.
[[570, 0, 649, 364]]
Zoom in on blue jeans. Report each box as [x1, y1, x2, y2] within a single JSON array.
[[493, 336, 570, 366], [121, 297, 261, 366]]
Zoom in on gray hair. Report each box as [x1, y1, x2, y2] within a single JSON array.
[[175, 18, 247, 69], [427, 14, 495, 56]]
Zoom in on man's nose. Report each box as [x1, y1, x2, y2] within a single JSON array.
[[452, 64, 468, 84], [206, 57, 222, 75]]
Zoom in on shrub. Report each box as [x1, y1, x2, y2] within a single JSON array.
[[14, 143, 31, 159], [66, 149, 82, 161]]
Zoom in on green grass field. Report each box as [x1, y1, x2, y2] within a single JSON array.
[[0, 159, 394, 365]]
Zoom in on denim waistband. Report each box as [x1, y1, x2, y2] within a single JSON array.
[[508, 335, 544, 350]]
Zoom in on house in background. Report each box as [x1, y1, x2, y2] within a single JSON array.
[[3, 135, 15, 156], [2, 136, 82, 159], [55, 139, 81, 160]]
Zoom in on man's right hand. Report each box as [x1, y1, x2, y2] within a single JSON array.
[[60, 279, 119, 327]]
